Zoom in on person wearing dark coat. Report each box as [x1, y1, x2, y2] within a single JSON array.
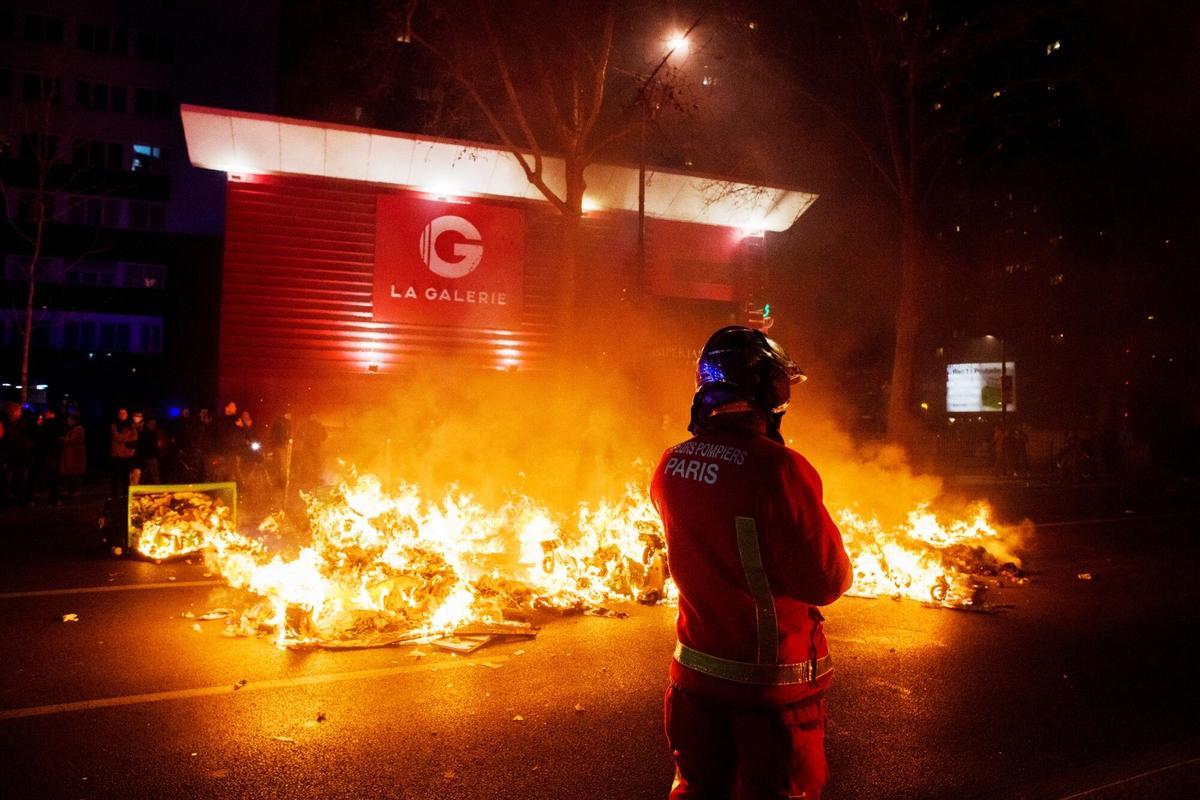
[[59, 415, 87, 497], [135, 417, 163, 486], [2, 402, 33, 508], [110, 408, 138, 498], [32, 408, 64, 503]]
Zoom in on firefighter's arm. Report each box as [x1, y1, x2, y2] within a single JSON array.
[[769, 452, 853, 606]]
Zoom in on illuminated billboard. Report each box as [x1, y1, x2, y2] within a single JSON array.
[[946, 362, 1016, 413]]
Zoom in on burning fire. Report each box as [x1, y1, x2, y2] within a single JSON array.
[[157, 472, 667, 647], [129, 491, 245, 562], [837, 503, 1023, 606], [130, 470, 1022, 647]]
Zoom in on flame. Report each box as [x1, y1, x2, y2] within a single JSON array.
[[131, 470, 1022, 647], [838, 503, 1023, 606], [132, 473, 669, 647]]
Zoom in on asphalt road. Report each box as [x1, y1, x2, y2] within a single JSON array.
[[1, 485, 1198, 799]]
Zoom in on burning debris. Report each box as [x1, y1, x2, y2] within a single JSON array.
[[128, 487, 239, 562], [130, 468, 1025, 649], [136, 472, 665, 648], [838, 504, 1026, 606]]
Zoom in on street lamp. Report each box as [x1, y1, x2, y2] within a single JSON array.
[[638, 29, 692, 277]]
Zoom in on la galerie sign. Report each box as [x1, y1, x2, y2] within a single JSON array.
[[374, 196, 524, 327]]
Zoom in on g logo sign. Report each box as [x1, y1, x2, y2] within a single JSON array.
[[419, 215, 484, 279]]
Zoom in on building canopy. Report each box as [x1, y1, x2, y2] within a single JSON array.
[[181, 105, 816, 233]]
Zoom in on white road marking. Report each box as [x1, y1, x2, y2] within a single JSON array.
[[0, 655, 509, 721], [0, 580, 222, 599], [1056, 754, 1200, 799]]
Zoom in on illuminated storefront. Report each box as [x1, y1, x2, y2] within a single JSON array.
[[181, 105, 817, 409]]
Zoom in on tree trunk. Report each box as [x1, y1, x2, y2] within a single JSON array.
[[557, 163, 585, 351], [19, 212, 45, 405], [886, 212, 923, 447]]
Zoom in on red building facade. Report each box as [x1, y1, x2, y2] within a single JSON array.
[[182, 106, 816, 411]]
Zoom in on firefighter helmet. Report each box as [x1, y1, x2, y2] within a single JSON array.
[[689, 326, 805, 434]]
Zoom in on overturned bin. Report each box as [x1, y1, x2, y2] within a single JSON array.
[[127, 482, 238, 560]]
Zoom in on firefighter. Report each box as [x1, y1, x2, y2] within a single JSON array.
[[650, 326, 853, 800]]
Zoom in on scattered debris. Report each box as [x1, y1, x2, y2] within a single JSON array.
[[272, 736, 296, 744], [191, 623, 202, 632], [512, 714, 524, 721], [574, 703, 586, 713], [1076, 572, 1093, 581], [408, 649, 427, 659], [584, 607, 628, 619], [233, 679, 248, 691], [181, 611, 195, 619], [443, 770, 456, 780], [316, 711, 327, 723], [61, 613, 79, 623], [924, 602, 1005, 615], [197, 608, 235, 621], [475, 661, 504, 670], [432, 635, 491, 653], [454, 621, 537, 639], [513, 649, 525, 656]]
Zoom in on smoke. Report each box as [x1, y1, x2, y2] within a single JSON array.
[[305, 281, 1024, 574], [332, 350, 689, 513], [326, 328, 960, 526]]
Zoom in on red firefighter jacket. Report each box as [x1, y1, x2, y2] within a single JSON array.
[[651, 414, 853, 705]]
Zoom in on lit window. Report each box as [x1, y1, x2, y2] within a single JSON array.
[[130, 143, 164, 172]]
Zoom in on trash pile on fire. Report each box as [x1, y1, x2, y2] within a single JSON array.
[[837, 504, 1027, 607], [141, 471, 664, 648], [130, 469, 1025, 648], [129, 490, 242, 562]]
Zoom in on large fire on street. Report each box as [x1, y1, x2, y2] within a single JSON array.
[[129, 467, 1026, 649]]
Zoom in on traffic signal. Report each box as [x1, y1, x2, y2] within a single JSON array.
[[747, 303, 775, 331]]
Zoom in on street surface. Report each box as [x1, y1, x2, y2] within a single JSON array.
[[1, 482, 1199, 799]]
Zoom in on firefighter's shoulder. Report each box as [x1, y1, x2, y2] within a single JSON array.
[[775, 446, 825, 492]]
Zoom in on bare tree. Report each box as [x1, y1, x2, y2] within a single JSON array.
[[2, 76, 110, 401], [2, 80, 61, 403], [390, 0, 703, 337], [775, 0, 1061, 445]]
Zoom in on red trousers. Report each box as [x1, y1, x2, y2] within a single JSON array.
[[665, 683, 827, 800]]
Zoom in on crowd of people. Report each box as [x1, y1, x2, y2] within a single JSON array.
[[0, 401, 86, 509], [0, 399, 327, 510]]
